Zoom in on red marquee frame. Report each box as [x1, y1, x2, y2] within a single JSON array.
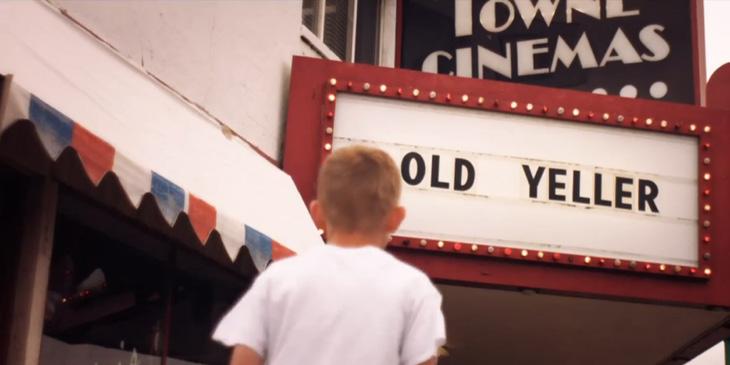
[[283, 56, 730, 307]]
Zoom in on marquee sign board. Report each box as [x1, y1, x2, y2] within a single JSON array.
[[398, 0, 704, 104], [333, 93, 698, 267], [284, 57, 730, 307]]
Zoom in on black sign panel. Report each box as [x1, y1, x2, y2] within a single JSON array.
[[401, 0, 696, 104]]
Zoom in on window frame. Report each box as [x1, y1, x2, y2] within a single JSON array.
[[302, 0, 387, 65]]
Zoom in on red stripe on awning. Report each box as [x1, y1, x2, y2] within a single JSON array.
[[272, 240, 295, 261], [188, 194, 216, 244], [71, 124, 114, 185]]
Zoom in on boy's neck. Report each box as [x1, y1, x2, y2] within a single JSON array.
[[327, 230, 389, 249]]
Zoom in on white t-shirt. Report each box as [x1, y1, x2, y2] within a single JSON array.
[[213, 244, 446, 365]]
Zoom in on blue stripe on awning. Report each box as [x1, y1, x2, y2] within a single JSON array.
[[245, 225, 273, 271], [29, 94, 73, 157], [151, 171, 185, 225]]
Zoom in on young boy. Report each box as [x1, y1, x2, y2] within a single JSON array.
[[213, 145, 446, 365]]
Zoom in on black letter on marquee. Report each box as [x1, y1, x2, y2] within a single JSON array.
[[594, 173, 612, 207], [522, 165, 545, 198], [454, 158, 475, 191], [430, 155, 450, 189], [638, 179, 659, 213], [401, 152, 425, 186], [572, 171, 590, 204], [549, 168, 567, 201], [615, 177, 633, 210]]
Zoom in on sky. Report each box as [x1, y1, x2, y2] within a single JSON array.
[[685, 2, 729, 363]]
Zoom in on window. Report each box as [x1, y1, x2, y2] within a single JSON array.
[[42, 216, 171, 364], [40, 208, 248, 365], [302, 0, 381, 64]]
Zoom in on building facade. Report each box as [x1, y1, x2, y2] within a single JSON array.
[[2, 1, 729, 364]]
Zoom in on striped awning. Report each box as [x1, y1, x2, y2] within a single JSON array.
[[0, 79, 318, 272]]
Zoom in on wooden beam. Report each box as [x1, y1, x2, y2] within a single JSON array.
[[0, 74, 11, 121], [0, 169, 24, 365], [5, 178, 58, 365]]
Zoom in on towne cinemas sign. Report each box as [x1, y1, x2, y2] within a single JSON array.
[[400, 0, 699, 104]]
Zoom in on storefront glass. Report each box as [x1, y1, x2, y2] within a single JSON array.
[[41, 212, 244, 365]]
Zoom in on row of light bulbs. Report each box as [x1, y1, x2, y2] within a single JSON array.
[[322, 77, 714, 279], [398, 237, 712, 277]]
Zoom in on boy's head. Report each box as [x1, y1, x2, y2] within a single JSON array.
[[310, 145, 405, 242]]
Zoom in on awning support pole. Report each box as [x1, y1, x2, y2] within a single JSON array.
[[5, 178, 58, 365]]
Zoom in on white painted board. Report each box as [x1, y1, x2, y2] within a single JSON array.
[[0, 2, 323, 255], [333, 93, 698, 266]]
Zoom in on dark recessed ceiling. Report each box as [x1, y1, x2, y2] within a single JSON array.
[[437, 283, 729, 365]]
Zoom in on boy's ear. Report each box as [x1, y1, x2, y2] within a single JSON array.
[[309, 200, 327, 231], [385, 206, 406, 233]]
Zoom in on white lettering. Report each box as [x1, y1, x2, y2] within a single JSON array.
[[600, 28, 642, 66], [606, 0, 640, 18], [566, 0, 600, 23], [456, 47, 473, 77], [423, 2, 668, 81], [480, 0, 515, 33], [551, 34, 599, 71], [478, 44, 512, 78], [514, 0, 560, 28], [422, 51, 454, 75], [639, 24, 670, 62], [455, 0, 473, 36], [517, 38, 550, 76]]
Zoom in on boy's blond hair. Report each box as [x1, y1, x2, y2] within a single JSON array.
[[317, 145, 402, 234]]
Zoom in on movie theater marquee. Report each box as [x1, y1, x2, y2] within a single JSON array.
[[332, 93, 698, 267], [400, 0, 701, 104], [286, 59, 726, 307]]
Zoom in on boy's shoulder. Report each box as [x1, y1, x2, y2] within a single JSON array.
[[258, 244, 440, 304], [259, 244, 336, 275], [264, 244, 432, 282]]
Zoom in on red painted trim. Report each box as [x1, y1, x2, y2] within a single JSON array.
[[322, 76, 715, 280], [272, 240, 296, 261], [388, 236, 705, 279], [71, 124, 115, 185], [283, 56, 730, 307], [283, 61, 326, 203], [187, 194, 217, 244], [394, 0, 403, 68], [692, 0, 707, 106], [707, 63, 730, 109]]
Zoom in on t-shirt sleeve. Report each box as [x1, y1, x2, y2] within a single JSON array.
[[400, 282, 447, 365], [212, 272, 270, 357]]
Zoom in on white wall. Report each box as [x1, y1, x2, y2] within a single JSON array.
[[705, 0, 730, 80], [49, 0, 730, 158], [53, 0, 308, 160], [688, 341, 725, 365], [0, 1, 323, 256]]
